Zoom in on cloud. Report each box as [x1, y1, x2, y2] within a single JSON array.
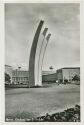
[[5, 3, 80, 70]]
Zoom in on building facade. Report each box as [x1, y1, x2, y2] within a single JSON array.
[[5, 65, 13, 83], [12, 70, 29, 84], [42, 72, 57, 83], [5, 65, 80, 85], [12, 70, 56, 85], [57, 67, 80, 83], [5, 65, 57, 85]]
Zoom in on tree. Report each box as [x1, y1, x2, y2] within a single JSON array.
[[72, 74, 80, 81], [64, 79, 68, 84], [5, 73, 11, 83]]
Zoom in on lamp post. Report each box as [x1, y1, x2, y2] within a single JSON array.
[[18, 67, 21, 70], [18, 67, 21, 84]]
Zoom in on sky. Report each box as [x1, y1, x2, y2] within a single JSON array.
[[5, 3, 80, 71]]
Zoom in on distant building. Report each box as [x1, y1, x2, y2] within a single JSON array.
[[5, 65, 57, 84], [56, 67, 80, 83], [12, 70, 57, 85], [5, 65, 12, 83], [12, 70, 29, 84], [5, 65, 80, 85], [42, 72, 57, 83]]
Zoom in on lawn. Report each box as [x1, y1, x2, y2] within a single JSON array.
[[5, 84, 80, 119]]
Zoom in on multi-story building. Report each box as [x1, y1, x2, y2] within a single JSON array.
[[42, 71, 57, 83], [12, 70, 29, 84], [12, 70, 57, 85], [5, 65, 13, 83], [5, 65, 80, 85], [5, 65, 57, 85], [56, 67, 80, 83]]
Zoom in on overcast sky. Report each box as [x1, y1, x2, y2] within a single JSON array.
[[5, 3, 80, 70]]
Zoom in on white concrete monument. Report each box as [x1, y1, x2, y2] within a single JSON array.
[[29, 20, 51, 87]]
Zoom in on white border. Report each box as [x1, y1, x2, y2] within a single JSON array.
[[1, 0, 81, 3], [0, 2, 5, 123], [80, 0, 84, 123], [0, 0, 84, 125]]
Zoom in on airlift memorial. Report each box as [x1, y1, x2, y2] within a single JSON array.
[[29, 20, 51, 87], [5, 4, 80, 122]]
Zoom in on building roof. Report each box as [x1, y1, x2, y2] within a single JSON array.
[[56, 67, 80, 72], [5, 65, 12, 67], [42, 70, 56, 75], [62, 67, 80, 69]]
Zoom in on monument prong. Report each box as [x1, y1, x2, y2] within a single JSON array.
[[46, 33, 51, 41], [42, 28, 48, 37], [38, 33, 51, 85], [29, 20, 44, 87]]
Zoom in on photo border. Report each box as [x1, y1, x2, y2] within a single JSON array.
[[0, 0, 84, 125]]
